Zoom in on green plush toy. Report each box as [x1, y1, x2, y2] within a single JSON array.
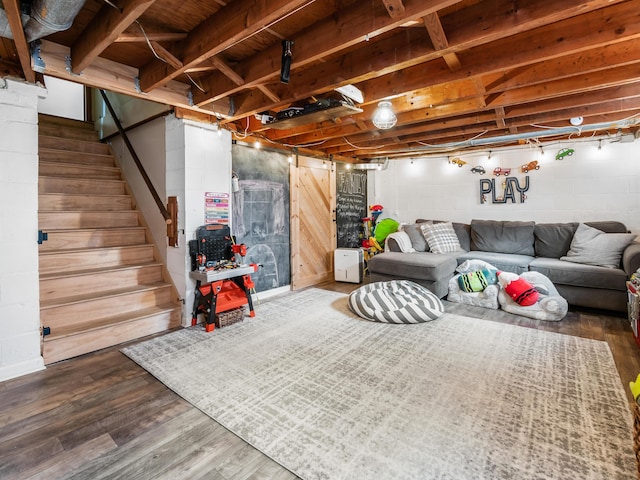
[[458, 268, 498, 293], [374, 218, 399, 244]]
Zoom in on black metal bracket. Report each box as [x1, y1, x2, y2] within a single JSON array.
[[38, 230, 48, 245]]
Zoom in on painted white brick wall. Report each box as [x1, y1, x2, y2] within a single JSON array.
[[370, 139, 640, 234], [182, 120, 232, 325], [0, 78, 46, 381]]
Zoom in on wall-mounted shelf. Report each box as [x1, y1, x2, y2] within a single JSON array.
[[267, 104, 363, 130]]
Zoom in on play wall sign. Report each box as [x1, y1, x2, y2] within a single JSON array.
[[480, 176, 530, 204]]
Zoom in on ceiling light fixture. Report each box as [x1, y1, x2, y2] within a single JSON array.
[[372, 101, 397, 129], [570, 116, 584, 126]]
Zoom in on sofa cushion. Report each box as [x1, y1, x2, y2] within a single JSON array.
[[585, 221, 628, 233], [402, 223, 429, 252], [560, 223, 636, 269], [416, 219, 470, 251], [529, 257, 628, 291], [385, 231, 415, 253], [470, 220, 535, 255], [457, 251, 534, 274], [421, 222, 462, 254], [367, 251, 458, 282], [534, 223, 578, 258]]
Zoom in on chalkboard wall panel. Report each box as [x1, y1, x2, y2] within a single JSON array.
[[336, 167, 367, 248], [232, 145, 290, 292]]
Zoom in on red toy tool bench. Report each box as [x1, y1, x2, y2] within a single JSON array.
[[189, 224, 258, 332]]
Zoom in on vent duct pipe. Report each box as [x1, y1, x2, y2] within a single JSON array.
[[25, 0, 86, 42], [409, 118, 640, 154]]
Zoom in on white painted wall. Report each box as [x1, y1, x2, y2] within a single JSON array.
[[93, 90, 170, 138], [182, 120, 232, 323], [0, 79, 46, 381], [109, 114, 232, 325], [369, 138, 640, 234], [38, 75, 84, 120]]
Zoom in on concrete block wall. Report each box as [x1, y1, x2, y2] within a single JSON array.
[[0, 79, 46, 381], [370, 139, 640, 234]]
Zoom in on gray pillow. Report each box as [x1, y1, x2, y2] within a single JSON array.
[[403, 223, 429, 252], [560, 223, 637, 269], [534, 223, 578, 258], [470, 220, 535, 256]]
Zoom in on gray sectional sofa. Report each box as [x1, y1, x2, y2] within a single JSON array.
[[367, 219, 640, 313]]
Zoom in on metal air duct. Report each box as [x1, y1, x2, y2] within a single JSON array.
[[24, 0, 87, 42], [0, 0, 30, 39]]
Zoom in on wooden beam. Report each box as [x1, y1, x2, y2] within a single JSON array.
[[256, 84, 280, 103], [223, 0, 627, 120], [150, 41, 183, 70], [193, 0, 461, 105], [34, 40, 231, 118], [138, 0, 313, 93], [381, 0, 405, 18], [3, 0, 35, 83], [114, 32, 187, 43], [208, 56, 244, 86], [71, 0, 156, 74], [422, 12, 460, 70], [494, 107, 507, 128]]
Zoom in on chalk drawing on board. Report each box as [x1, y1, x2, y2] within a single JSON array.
[[246, 244, 279, 290], [336, 169, 367, 248], [232, 180, 286, 238]]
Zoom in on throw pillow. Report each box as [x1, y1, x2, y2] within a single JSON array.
[[420, 222, 461, 254], [385, 231, 415, 253], [560, 223, 637, 269], [497, 271, 539, 306], [402, 223, 430, 252], [458, 268, 498, 292]]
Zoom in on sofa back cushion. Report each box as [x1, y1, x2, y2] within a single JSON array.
[[402, 223, 430, 252], [584, 221, 628, 233], [470, 220, 535, 255], [416, 219, 470, 251], [534, 223, 578, 258]]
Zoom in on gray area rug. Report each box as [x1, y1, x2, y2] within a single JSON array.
[[122, 288, 636, 480]]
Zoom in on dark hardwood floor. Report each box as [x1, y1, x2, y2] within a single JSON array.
[[1, 280, 639, 480]]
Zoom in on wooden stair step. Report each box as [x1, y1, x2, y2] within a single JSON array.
[[38, 227, 147, 251], [42, 306, 182, 364], [41, 283, 174, 326], [39, 122, 98, 142], [39, 244, 155, 274], [39, 135, 110, 155], [39, 148, 115, 167], [39, 161, 121, 180], [39, 114, 95, 131], [40, 263, 163, 302], [39, 193, 133, 212], [39, 210, 139, 229], [39, 176, 126, 195]]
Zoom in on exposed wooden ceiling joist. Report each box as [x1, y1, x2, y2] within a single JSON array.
[[2, 0, 638, 159], [3, 0, 35, 83]]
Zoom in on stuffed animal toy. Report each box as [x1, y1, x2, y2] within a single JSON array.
[[458, 268, 498, 293], [497, 271, 539, 306]]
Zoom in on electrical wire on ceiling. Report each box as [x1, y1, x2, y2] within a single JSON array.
[[416, 130, 489, 147], [342, 137, 388, 149]]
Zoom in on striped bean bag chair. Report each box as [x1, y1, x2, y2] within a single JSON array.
[[348, 280, 444, 323]]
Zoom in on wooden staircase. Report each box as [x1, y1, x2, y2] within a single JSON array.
[[38, 115, 182, 364]]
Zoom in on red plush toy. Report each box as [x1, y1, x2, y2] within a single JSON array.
[[497, 271, 539, 306]]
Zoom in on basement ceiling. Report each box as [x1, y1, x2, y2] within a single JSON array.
[[2, 0, 640, 160]]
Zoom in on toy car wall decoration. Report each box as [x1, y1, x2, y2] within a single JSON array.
[[555, 148, 575, 160], [470, 166, 485, 174], [521, 160, 540, 173], [493, 167, 511, 176], [449, 157, 466, 167]]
